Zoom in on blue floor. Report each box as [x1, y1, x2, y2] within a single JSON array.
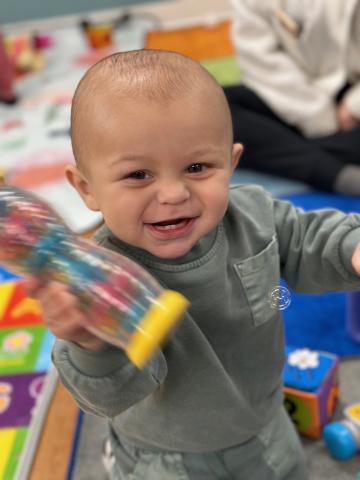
[[230, 168, 311, 196]]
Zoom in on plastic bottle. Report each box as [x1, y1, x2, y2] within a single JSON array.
[[0, 186, 189, 368]]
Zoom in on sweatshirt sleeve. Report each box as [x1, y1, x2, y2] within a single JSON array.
[[272, 196, 360, 292], [230, 0, 338, 137], [52, 339, 168, 418]]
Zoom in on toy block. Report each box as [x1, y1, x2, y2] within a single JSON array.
[[283, 346, 339, 438], [146, 21, 235, 62], [0, 266, 43, 327]]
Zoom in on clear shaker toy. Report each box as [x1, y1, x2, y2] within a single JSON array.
[[0, 186, 189, 368]]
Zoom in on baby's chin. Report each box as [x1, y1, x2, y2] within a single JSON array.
[[144, 239, 197, 261], [147, 246, 193, 260]]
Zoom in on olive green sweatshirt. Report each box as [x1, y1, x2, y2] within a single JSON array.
[[52, 185, 360, 453]]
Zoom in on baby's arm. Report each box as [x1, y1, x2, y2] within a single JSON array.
[[30, 281, 167, 418], [273, 196, 360, 292]]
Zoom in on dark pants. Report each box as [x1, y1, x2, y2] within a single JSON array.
[[224, 85, 360, 192]]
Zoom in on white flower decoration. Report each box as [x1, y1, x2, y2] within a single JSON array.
[[287, 348, 319, 370], [2, 331, 33, 353]]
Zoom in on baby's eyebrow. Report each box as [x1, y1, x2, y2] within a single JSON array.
[[109, 154, 150, 166], [183, 147, 225, 158], [108, 147, 224, 168], [192, 148, 222, 155]]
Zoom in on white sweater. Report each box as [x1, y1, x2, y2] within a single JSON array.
[[231, 0, 360, 137]]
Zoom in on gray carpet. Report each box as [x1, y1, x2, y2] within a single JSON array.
[[72, 358, 360, 480]]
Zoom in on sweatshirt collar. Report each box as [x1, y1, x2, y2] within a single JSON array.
[[97, 224, 221, 270]]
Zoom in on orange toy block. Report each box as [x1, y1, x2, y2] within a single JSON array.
[[146, 21, 234, 62], [0, 280, 43, 327], [283, 347, 339, 438]]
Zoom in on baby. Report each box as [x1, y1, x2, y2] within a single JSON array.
[[33, 49, 360, 479]]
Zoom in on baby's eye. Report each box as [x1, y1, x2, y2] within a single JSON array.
[[128, 170, 148, 180], [187, 163, 205, 173]]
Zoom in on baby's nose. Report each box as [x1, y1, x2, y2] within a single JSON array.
[[156, 180, 190, 204]]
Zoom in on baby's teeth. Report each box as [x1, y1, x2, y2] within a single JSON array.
[[156, 220, 187, 230], [158, 224, 177, 230]]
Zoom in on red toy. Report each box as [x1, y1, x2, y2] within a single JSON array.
[[0, 33, 17, 104]]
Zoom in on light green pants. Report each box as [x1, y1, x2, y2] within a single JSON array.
[[109, 406, 308, 480]]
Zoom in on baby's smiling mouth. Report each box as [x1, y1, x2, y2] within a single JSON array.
[[151, 218, 190, 230], [145, 217, 197, 237]]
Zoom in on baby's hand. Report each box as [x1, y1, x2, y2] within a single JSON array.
[[27, 279, 106, 351], [351, 243, 360, 276]]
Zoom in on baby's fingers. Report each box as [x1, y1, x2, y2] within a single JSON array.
[[46, 305, 85, 339], [352, 243, 360, 276], [24, 279, 105, 350], [32, 282, 106, 350], [23, 276, 43, 297], [35, 282, 77, 317], [48, 306, 106, 351]]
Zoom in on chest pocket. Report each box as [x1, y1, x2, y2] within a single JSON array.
[[234, 236, 280, 327]]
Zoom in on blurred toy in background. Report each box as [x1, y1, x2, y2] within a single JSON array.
[[32, 32, 53, 50], [3, 31, 53, 78], [80, 20, 114, 49], [323, 402, 360, 460], [0, 32, 17, 104], [346, 291, 360, 343], [283, 346, 339, 438], [0, 186, 189, 368], [80, 13, 132, 50]]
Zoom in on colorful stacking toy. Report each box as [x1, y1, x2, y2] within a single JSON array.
[[0, 186, 189, 368], [283, 346, 339, 438]]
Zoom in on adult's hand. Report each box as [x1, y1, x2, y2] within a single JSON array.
[[336, 102, 359, 131]]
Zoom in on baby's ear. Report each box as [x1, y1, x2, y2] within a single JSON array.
[[65, 164, 99, 211], [231, 143, 243, 171]]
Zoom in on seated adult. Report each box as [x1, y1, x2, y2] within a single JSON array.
[[225, 0, 360, 195]]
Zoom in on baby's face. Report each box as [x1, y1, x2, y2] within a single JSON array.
[[73, 91, 241, 259]]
